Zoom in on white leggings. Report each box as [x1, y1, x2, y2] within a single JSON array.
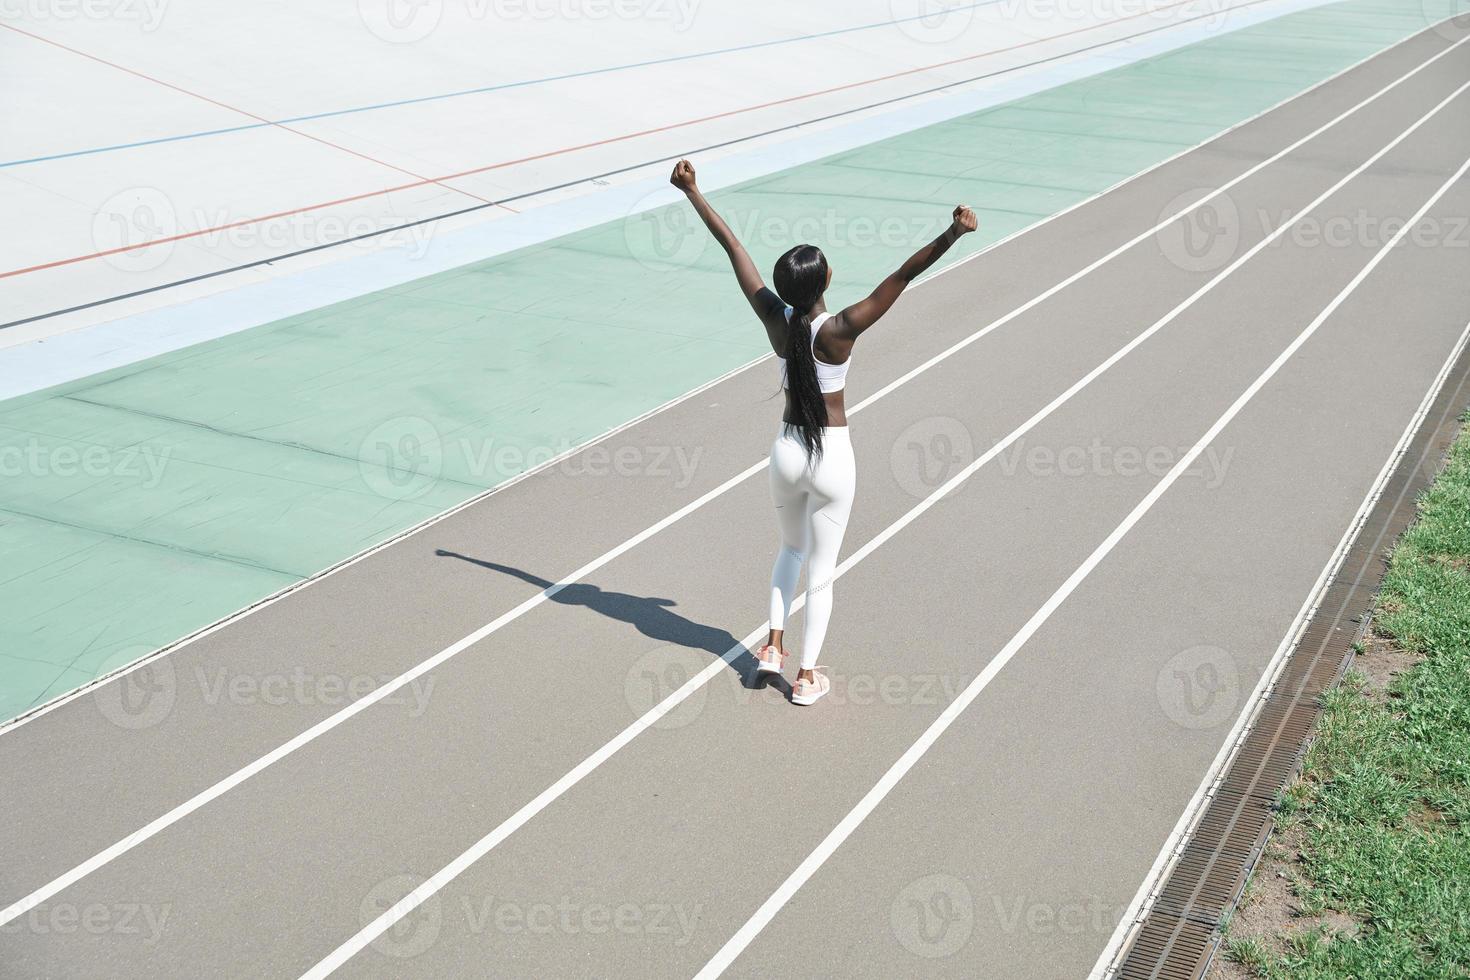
[[768, 424, 856, 670]]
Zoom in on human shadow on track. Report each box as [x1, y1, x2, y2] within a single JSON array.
[[434, 550, 787, 694]]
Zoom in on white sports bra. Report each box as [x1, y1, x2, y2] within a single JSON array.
[[777, 306, 850, 394]]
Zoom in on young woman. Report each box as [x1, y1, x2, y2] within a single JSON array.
[[671, 159, 977, 706]]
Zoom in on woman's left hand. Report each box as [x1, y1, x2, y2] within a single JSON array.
[[950, 205, 978, 235]]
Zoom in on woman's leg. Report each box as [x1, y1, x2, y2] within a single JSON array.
[[797, 434, 857, 672], [767, 441, 810, 652]]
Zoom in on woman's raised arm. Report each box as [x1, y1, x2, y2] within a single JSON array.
[[835, 205, 978, 340], [671, 160, 786, 338]]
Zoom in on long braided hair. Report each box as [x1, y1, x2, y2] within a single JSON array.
[[773, 244, 829, 459]]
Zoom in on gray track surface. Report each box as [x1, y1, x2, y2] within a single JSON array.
[[3, 22, 1468, 980]]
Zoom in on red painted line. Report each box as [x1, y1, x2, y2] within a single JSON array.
[[3, 0, 1218, 281]]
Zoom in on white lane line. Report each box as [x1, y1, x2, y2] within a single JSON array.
[[1092, 306, 1470, 980], [4, 18, 1458, 741], [695, 143, 1470, 980], [2, 30, 1463, 937], [303, 79, 1470, 980]]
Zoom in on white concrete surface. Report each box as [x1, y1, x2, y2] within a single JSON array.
[[1, 0, 1312, 379]]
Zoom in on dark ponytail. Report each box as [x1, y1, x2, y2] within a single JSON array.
[[774, 244, 829, 459]]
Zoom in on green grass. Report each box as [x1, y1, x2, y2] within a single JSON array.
[[1226, 934, 1271, 972], [1246, 417, 1470, 979]]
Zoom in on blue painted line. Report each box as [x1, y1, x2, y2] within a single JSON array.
[[3, 0, 1008, 169]]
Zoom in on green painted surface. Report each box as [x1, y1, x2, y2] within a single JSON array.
[[0, 0, 1460, 722]]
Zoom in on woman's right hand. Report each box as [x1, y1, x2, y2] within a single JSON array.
[[670, 159, 698, 194], [951, 205, 978, 236]]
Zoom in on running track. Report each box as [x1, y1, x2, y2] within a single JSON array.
[[1, 19, 1467, 979]]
